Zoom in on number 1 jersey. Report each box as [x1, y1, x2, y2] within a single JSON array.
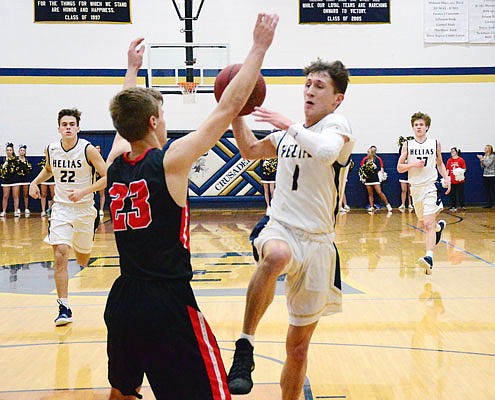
[[268, 113, 354, 235]]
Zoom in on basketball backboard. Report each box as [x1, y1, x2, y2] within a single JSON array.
[[147, 43, 229, 94]]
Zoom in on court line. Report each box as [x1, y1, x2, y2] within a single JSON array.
[[406, 223, 495, 266], [253, 340, 495, 358], [2, 339, 493, 399], [220, 349, 318, 400], [0, 339, 317, 400], [2, 339, 494, 358]]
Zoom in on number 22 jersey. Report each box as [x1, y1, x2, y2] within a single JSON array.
[[47, 138, 95, 205]]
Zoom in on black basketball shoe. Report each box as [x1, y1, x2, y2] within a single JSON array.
[[227, 338, 255, 394], [54, 299, 73, 326]]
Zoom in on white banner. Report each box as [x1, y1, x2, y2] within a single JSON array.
[[469, 0, 495, 43], [424, 0, 469, 43], [425, 0, 495, 43]]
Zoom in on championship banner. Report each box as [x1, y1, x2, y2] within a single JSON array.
[[299, 0, 390, 24], [34, 0, 131, 23]]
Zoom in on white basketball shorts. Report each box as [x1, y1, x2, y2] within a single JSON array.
[[253, 219, 342, 326], [45, 202, 97, 254], [410, 183, 443, 221]]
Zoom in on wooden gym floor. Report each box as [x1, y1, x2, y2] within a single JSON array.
[[0, 207, 494, 399]]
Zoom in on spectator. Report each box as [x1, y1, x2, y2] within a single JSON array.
[[446, 147, 466, 212], [477, 144, 495, 208]]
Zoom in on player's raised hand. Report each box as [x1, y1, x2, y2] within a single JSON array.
[[252, 13, 279, 51], [128, 37, 145, 70], [252, 106, 294, 131]]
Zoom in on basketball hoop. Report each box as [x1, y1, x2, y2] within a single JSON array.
[[178, 81, 199, 104]]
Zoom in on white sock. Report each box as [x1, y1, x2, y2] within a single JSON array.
[[426, 251, 434, 259], [240, 333, 255, 347], [58, 298, 70, 309], [435, 223, 442, 232]]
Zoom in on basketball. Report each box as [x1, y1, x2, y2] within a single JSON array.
[[214, 63, 266, 116]]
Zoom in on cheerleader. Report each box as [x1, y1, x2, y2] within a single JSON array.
[[17, 145, 33, 215], [359, 146, 393, 213], [1, 143, 21, 217], [260, 157, 277, 211]]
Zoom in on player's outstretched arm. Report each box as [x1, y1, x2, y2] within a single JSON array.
[[397, 142, 409, 173], [436, 140, 451, 194], [166, 13, 279, 171], [29, 167, 52, 199], [123, 37, 145, 90], [29, 148, 53, 199], [398, 142, 425, 172], [68, 145, 108, 202], [231, 116, 277, 160], [107, 37, 145, 167]]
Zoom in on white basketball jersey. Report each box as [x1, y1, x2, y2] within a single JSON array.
[[47, 138, 95, 204], [407, 137, 438, 186], [268, 113, 354, 234]]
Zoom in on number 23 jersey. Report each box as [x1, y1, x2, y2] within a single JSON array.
[[107, 147, 192, 281]]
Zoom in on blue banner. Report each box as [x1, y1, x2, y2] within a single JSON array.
[[299, 0, 390, 24], [34, 0, 131, 23]]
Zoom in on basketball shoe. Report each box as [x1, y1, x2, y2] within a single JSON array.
[[227, 338, 255, 394], [436, 220, 446, 245], [418, 256, 433, 275], [55, 299, 73, 326]]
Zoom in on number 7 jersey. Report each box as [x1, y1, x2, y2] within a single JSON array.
[[47, 138, 95, 204], [406, 138, 438, 187]]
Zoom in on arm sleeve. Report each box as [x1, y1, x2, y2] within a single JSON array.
[[286, 123, 344, 164], [483, 155, 495, 169]]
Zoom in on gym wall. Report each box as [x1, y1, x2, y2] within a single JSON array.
[[1, 1, 493, 206]]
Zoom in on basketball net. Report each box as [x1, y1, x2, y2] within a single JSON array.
[[178, 82, 199, 104]]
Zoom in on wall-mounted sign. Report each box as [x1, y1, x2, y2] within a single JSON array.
[[424, 0, 495, 43], [299, 0, 390, 24], [34, 0, 131, 23]]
